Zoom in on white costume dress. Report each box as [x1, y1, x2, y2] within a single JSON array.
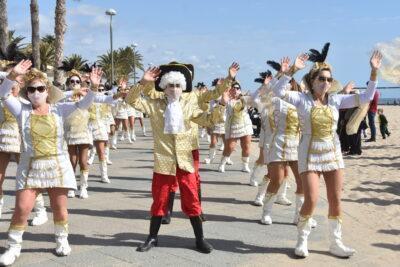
[[0, 102, 21, 153], [210, 99, 225, 135], [225, 98, 253, 139], [88, 95, 116, 142], [64, 95, 92, 146], [0, 78, 95, 190], [274, 75, 377, 174]]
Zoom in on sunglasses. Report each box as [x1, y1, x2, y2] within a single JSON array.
[[70, 79, 81, 84], [27, 86, 46, 94], [318, 76, 333, 83], [233, 86, 241, 90], [167, 83, 182, 88]]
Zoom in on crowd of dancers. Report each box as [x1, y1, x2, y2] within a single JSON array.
[[0, 42, 383, 265]]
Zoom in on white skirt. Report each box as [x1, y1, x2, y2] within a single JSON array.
[[298, 134, 344, 174], [65, 128, 92, 145], [127, 106, 143, 118], [267, 134, 299, 164], [115, 108, 128, 120], [226, 122, 253, 139], [212, 123, 225, 135], [0, 125, 21, 154], [89, 120, 109, 141], [16, 153, 77, 191]]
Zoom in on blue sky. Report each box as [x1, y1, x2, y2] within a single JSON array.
[[7, 0, 400, 97]]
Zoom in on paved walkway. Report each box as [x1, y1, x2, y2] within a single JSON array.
[[0, 119, 397, 266]]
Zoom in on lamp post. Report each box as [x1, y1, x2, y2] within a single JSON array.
[[105, 8, 117, 84], [132, 43, 138, 84]]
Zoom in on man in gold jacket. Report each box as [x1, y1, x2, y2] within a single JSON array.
[[125, 62, 229, 254]]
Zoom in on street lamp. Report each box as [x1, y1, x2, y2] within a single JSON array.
[[105, 8, 117, 84], [132, 43, 138, 84]]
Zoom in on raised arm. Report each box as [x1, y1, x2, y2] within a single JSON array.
[[0, 60, 33, 117], [191, 89, 228, 128], [337, 51, 382, 109]]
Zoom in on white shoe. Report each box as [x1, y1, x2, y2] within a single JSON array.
[[249, 164, 265, 186], [294, 216, 312, 257], [111, 135, 118, 150], [67, 190, 75, 198], [87, 149, 96, 165], [253, 179, 269, 206], [204, 148, 216, 164], [0, 229, 24, 266], [275, 179, 292, 205], [226, 157, 234, 165], [142, 126, 147, 137], [218, 156, 228, 173], [119, 132, 125, 141], [242, 164, 251, 173], [100, 161, 110, 183], [218, 164, 225, 173], [55, 223, 71, 256], [218, 142, 224, 151], [79, 171, 89, 199], [204, 158, 211, 164], [310, 218, 317, 228], [260, 193, 276, 225], [31, 194, 48, 226], [105, 146, 113, 165], [328, 218, 356, 258]]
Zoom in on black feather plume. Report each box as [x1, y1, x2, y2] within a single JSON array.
[[308, 42, 330, 63], [266, 60, 281, 71], [254, 78, 264, 83], [259, 70, 272, 79], [211, 78, 219, 87]]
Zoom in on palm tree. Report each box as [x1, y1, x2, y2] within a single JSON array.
[[30, 0, 40, 68], [53, 0, 66, 85], [97, 44, 144, 82], [40, 41, 55, 71], [60, 54, 88, 71], [0, 0, 8, 56]]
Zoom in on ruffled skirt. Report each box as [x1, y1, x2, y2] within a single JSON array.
[[0, 125, 21, 153], [16, 153, 77, 191], [226, 122, 253, 139], [89, 120, 109, 141], [65, 128, 92, 145], [212, 123, 225, 135], [298, 134, 344, 174], [267, 134, 298, 163]]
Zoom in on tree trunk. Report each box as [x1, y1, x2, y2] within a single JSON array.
[[0, 0, 8, 56], [53, 0, 66, 86], [30, 0, 40, 68]]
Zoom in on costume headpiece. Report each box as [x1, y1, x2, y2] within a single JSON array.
[[155, 62, 194, 92], [254, 70, 272, 83]]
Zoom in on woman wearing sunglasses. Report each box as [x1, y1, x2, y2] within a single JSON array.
[[0, 60, 101, 265], [62, 70, 93, 199], [218, 79, 253, 174], [273, 45, 382, 258]]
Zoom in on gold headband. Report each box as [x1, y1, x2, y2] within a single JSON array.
[[67, 69, 82, 79]]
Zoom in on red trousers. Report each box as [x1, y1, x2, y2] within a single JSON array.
[[170, 149, 201, 192], [151, 150, 202, 217]]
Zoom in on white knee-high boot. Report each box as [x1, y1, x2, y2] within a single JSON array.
[[249, 163, 264, 186], [275, 179, 292, 205], [54, 221, 71, 256], [241, 157, 251, 173], [328, 217, 356, 258], [204, 148, 216, 164], [31, 193, 48, 226], [260, 193, 276, 225], [79, 170, 89, 199], [294, 215, 312, 257], [87, 146, 96, 165], [105, 146, 112, 165], [111, 134, 118, 149], [130, 127, 136, 141], [100, 160, 110, 183], [218, 156, 229, 173], [293, 194, 304, 224], [253, 176, 269, 206], [142, 125, 147, 136], [0, 226, 25, 266]]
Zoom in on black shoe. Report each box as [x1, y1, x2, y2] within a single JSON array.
[[137, 236, 158, 252], [365, 138, 376, 142], [195, 238, 213, 254], [137, 216, 162, 252], [161, 212, 171, 224], [190, 216, 213, 254]]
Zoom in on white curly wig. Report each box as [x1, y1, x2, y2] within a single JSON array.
[[158, 71, 187, 90]]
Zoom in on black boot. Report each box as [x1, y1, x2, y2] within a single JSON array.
[[162, 192, 175, 224], [137, 216, 162, 252], [198, 188, 206, 222], [189, 216, 213, 253]]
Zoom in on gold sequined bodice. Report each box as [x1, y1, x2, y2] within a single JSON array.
[[30, 114, 58, 158], [311, 105, 333, 139]]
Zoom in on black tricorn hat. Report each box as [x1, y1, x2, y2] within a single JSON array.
[[155, 62, 194, 92]]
